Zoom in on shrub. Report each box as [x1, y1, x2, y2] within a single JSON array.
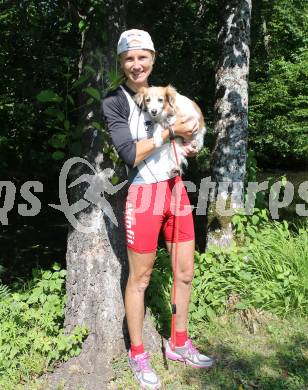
[[146, 218, 308, 337], [0, 263, 88, 388]]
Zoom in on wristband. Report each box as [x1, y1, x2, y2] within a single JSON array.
[[153, 131, 164, 148], [169, 127, 176, 140]]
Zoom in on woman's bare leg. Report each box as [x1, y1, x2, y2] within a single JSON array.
[[166, 239, 195, 331], [125, 248, 157, 345]]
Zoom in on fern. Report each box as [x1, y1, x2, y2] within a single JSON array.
[[0, 283, 10, 299]]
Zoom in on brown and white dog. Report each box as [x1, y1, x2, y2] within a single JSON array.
[[134, 85, 206, 175]]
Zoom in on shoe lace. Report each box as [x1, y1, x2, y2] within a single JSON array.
[[135, 352, 152, 372], [186, 339, 198, 355]]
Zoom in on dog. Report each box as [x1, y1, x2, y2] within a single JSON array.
[[134, 85, 206, 175]]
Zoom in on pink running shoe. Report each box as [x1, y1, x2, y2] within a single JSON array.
[[128, 350, 161, 389], [165, 338, 214, 368]]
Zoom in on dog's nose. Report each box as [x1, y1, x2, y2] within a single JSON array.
[[151, 109, 157, 116]]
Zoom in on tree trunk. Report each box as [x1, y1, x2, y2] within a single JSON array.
[[45, 2, 160, 389], [207, 0, 252, 247]]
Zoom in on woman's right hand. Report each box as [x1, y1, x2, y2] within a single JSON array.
[[173, 115, 199, 140]]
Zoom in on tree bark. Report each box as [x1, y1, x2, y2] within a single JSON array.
[[207, 0, 252, 247], [45, 2, 160, 389]]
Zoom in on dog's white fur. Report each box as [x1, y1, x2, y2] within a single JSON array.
[[134, 85, 206, 176]]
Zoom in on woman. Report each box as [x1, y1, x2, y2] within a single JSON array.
[[103, 29, 213, 390]]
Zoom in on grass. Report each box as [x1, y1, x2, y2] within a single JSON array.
[[108, 313, 308, 390]]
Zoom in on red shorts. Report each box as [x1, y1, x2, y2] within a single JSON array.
[[124, 176, 194, 253]]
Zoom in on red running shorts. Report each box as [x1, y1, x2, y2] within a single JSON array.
[[124, 176, 194, 253]]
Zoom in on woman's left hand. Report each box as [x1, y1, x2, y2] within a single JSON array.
[[174, 115, 199, 140], [182, 140, 198, 157]]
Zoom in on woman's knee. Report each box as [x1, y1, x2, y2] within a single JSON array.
[[128, 268, 153, 292], [177, 267, 194, 285]]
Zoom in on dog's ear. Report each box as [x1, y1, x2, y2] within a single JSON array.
[[134, 87, 147, 108], [165, 85, 177, 109]]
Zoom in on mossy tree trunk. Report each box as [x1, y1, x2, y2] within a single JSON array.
[[207, 0, 252, 248]]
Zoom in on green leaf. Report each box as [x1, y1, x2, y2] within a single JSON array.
[[78, 20, 88, 32], [49, 134, 67, 149], [83, 87, 101, 101], [247, 226, 257, 237], [111, 175, 119, 185], [84, 64, 96, 74], [37, 90, 63, 103], [252, 215, 260, 225], [64, 120, 70, 131], [67, 94, 75, 105], [206, 306, 216, 321], [281, 176, 288, 186], [44, 108, 65, 121], [52, 263, 61, 271], [42, 271, 52, 280], [52, 151, 65, 160], [91, 121, 102, 130], [62, 73, 72, 80], [71, 74, 90, 89], [101, 31, 107, 43], [232, 215, 242, 225]]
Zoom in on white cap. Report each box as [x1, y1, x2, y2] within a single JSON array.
[[117, 29, 155, 55]]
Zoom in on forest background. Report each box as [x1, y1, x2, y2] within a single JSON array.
[[0, 1, 307, 389], [1, 0, 307, 177]]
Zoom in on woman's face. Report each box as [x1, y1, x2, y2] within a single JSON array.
[[120, 49, 155, 89]]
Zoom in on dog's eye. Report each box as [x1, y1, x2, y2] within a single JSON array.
[[158, 98, 164, 103], [145, 97, 151, 103]]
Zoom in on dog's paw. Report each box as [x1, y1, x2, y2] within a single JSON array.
[[169, 167, 181, 177], [182, 142, 198, 157]]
